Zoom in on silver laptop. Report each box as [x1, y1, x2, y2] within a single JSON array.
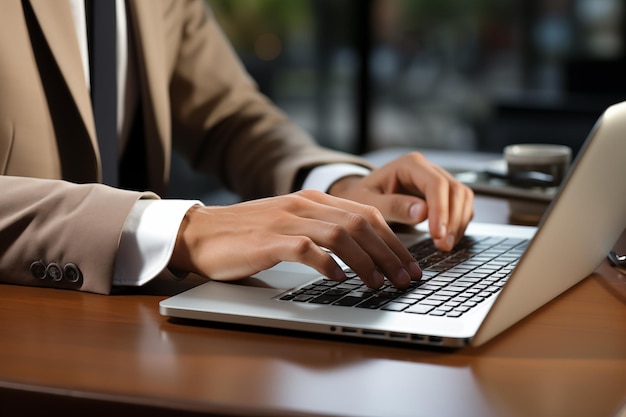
[[160, 101, 626, 348]]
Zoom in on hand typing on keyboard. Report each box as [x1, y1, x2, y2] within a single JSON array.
[[170, 190, 422, 290], [328, 152, 474, 252], [170, 153, 473, 291]]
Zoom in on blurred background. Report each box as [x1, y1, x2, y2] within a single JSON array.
[[169, 0, 626, 199]]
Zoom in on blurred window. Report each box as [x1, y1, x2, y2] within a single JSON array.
[[207, 0, 625, 156]]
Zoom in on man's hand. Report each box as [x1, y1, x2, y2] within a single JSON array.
[[169, 190, 422, 289], [169, 152, 472, 289], [328, 152, 474, 251]]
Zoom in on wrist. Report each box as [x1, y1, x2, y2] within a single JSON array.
[[328, 175, 363, 199], [169, 205, 202, 274]]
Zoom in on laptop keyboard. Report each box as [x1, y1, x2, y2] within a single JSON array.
[[277, 236, 528, 318]]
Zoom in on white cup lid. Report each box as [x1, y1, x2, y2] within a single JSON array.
[[504, 144, 572, 164]]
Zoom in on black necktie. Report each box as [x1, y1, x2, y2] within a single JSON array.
[[87, 0, 118, 186]]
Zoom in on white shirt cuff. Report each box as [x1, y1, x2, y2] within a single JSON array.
[[301, 163, 371, 192], [113, 199, 202, 286]]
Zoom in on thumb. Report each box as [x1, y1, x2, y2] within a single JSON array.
[[374, 194, 428, 225]]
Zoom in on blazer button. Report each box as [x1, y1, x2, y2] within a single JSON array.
[[63, 263, 82, 283], [46, 262, 63, 281], [30, 261, 47, 280]]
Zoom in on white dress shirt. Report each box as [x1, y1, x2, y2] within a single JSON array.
[[69, 0, 370, 286]]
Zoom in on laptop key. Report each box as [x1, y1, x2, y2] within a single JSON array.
[[381, 301, 411, 312], [418, 299, 445, 307], [333, 296, 369, 307], [309, 288, 351, 304], [356, 296, 391, 309], [405, 304, 435, 314], [429, 310, 446, 316], [292, 294, 316, 302]]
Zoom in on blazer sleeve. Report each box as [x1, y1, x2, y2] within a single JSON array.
[[0, 176, 158, 294], [167, 0, 373, 200]]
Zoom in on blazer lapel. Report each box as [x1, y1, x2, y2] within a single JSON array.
[[27, 0, 97, 150]]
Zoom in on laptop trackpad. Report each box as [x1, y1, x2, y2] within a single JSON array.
[[229, 262, 318, 291]]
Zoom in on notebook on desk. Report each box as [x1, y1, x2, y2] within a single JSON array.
[[160, 101, 626, 348]]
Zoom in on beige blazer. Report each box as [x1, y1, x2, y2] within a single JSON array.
[[0, 0, 369, 294]]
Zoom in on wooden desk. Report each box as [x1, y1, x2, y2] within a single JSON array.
[[1, 195, 625, 417]]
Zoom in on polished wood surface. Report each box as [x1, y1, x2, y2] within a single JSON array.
[[1, 195, 626, 417]]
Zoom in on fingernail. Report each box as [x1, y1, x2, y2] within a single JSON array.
[[396, 268, 411, 286], [371, 271, 384, 288], [334, 267, 347, 281], [409, 203, 424, 221], [408, 261, 422, 279], [438, 224, 447, 238], [446, 234, 455, 250]]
